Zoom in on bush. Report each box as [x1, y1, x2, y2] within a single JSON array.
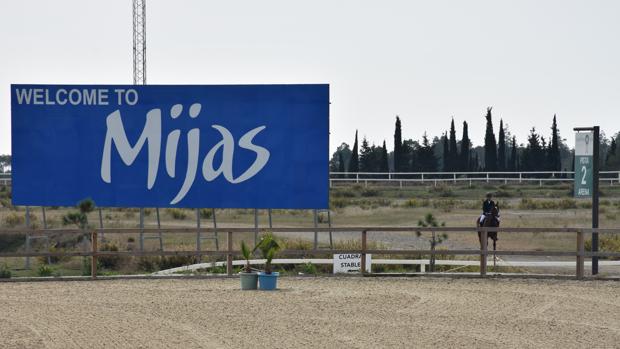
[[158, 255, 197, 270], [586, 235, 620, 260], [200, 209, 213, 219], [558, 199, 577, 209], [37, 264, 53, 277], [330, 198, 349, 209], [167, 208, 187, 220], [0, 234, 24, 252], [3, 212, 24, 228], [137, 256, 160, 272], [98, 242, 126, 270], [0, 264, 11, 278], [331, 188, 356, 198], [360, 188, 380, 197], [403, 198, 430, 208]]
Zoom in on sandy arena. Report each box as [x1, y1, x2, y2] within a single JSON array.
[[1, 277, 619, 348]]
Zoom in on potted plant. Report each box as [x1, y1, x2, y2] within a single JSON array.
[[239, 241, 258, 290], [254, 233, 280, 291]]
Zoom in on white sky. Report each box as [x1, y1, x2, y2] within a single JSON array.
[[1, 0, 619, 155]]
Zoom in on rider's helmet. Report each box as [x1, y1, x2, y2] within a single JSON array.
[[486, 192, 493, 199]]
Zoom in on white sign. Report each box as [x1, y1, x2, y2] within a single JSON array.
[[575, 132, 593, 156], [333, 254, 372, 273]]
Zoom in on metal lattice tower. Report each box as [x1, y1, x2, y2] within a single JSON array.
[[132, 0, 146, 85]]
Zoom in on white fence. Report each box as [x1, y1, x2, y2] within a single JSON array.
[[1, 171, 620, 187], [329, 171, 620, 187]]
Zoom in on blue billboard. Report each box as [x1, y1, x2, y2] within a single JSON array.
[[11, 84, 329, 208]]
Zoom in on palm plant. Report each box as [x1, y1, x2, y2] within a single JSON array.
[[240, 241, 253, 273], [254, 233, 280, 274]]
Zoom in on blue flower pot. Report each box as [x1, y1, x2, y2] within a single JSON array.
[[258, 272, 279, 290]]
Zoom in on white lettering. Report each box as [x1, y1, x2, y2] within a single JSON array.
[[15, 89, 32, 104], [101, 109, 161, 189]]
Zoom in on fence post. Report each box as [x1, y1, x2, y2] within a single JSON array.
[[360, 230, 367, 274], [519, 172, 522, 183], [576, 230, 584, 280], [227, 231, 233, 276], [486, 173, 489, 183], [91, 231, 98, 279], [356, 173, 359, 183], [453, 173, 456, 184], [480, 228, 487, 277]]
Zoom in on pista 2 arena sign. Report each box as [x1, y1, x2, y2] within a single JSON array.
[[11, 84, 329, 209]]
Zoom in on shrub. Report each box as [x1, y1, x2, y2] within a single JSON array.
[[360, 188, 380, 197], [98, 242, 126, 270], [0, 264, 11, 278], [331, 188, 356, 198], [137, 256, 160, 272], [37, 264, 54, 277], [158, 255, 197, 270], [3, 212, 24, 228], [200, 209, 213, 219], [403, 198, 430, 208], [330, 198, 349, 209], [586, 235, 620, 260], [167, 208, 187, 220], [0, 234, 24, 252], [558, 199, 577, 209]]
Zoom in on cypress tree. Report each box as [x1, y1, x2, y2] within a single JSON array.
[[348, 130, 359, 173], [549, 115, 561, 172], [498, 119, 506, 171], [393, 116, 403, 172], [460, 121, 471, 171], [483, 107, 497, 171], [380, 140, 389, 172], [509, 136, 517, 171], [448, 118, 458, 171], [442, 132, 449, 171]]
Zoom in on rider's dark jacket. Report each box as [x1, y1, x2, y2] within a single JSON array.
[[482, 199, 495, 213]]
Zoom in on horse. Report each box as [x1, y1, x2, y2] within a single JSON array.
[[477, 205, 499, 266]]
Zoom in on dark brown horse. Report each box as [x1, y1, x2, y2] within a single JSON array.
[[477, 205, 499, 265]]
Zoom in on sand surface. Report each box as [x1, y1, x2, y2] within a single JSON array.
[[1, 277, 619, 348]]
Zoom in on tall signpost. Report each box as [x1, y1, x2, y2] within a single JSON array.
[[574, 126, 599, 275]]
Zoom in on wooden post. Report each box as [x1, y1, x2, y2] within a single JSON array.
[[576, 230, 585, 280], [227, 231, 233, 276], [360, 230, 367, 274], [480, 229, 487, 276], [91, 231, 98, 279]]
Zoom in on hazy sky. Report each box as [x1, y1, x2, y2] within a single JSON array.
[[1, 0, 619, 155]]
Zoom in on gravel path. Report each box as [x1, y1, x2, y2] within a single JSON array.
[[1, 277, 619, 348]]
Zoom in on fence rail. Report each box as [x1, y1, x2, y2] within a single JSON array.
[[329, 171, 620, 186], [0, 226, 618, 280], [1, 171, 620, 187]]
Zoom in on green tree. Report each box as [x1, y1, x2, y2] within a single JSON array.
[[329, 143, 351, 173], [483, 107, 497, 171], [359, 137, 373, 172], [460, 121, 471, 171], [548, 115, 562, 172], [393, 116, 404, 172], [348, 130, 359, 173], [380, 140, 389, 172], [521, 128, 544, 171], [508, 136, 518, 171], [448, 118, 458, 171], [498, 119, 506, 171], [417, 133, 437, 172], [442, 132, 449, 171]]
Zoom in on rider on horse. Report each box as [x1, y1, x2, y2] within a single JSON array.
[[479, 192, 500, 226]]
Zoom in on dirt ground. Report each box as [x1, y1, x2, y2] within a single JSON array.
[[1, 277, 619, 348]]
